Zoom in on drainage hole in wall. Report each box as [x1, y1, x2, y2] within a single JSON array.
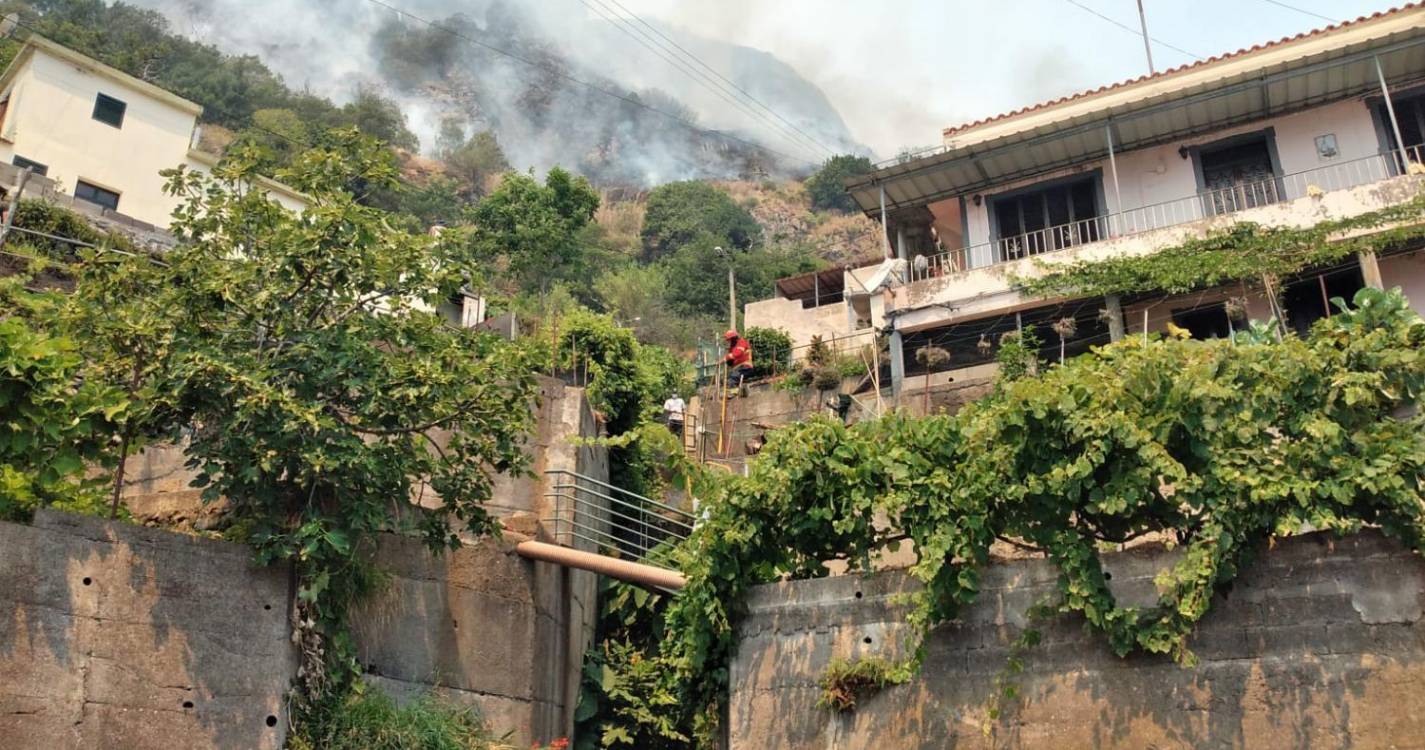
[[266, 715, 278, 728], [863, 636, 873, 645], [263, 604, 272, 611], [82, 577, 92, 586], [854, 591, 863, 599], [452, 620, 459, 629], [182, 701, 194, 709], [1103, 571, 1113, 581]]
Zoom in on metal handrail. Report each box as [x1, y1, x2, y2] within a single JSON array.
[[909, 144, 1425, 282], [541, 469, 692, 562]]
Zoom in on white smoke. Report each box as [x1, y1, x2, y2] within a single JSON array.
[[127, 0, 865, 184]]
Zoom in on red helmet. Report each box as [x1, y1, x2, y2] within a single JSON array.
[[724, 329, 739, 340]]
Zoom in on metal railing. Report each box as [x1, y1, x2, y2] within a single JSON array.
[[909, 145, 1425, 283], [542, 469, 695, 562]]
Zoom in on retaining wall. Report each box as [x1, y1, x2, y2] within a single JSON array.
[[730, 531, 1425, 749]]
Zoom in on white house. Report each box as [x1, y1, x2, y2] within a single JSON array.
[[0, 36, 305, 229], [749, 3, 1425, 394]]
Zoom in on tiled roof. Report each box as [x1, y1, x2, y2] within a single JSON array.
[[943, 3, 1422, 138]]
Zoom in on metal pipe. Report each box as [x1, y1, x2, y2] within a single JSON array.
[[515, 540, 686, 590], [879, 183, 892, 259], [1375, 55, 1410, 169], [1105, 123, 1124, 217], [1136, 0, 1155, 74]]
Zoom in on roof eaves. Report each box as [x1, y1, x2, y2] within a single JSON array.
[[24, 35, 204, 117], [941, 2, 1423, 139]]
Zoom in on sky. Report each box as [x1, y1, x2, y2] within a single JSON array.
[[602, 0, 1403, 159]]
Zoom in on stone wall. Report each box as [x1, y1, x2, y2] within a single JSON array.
[[730, 531, 1425, 749]]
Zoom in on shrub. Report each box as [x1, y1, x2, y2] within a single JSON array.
[[289, 691, 509, 750], [743, 326, 792, 379]]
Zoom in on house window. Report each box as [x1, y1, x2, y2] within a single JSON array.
[[12, 155, 48, 176], [92, 93, 126, 128], [1197, 136, 1280, 215], [991, 176, 1101, 261], [75, 180, 119, 211], [1376, 91, 1425, 164]]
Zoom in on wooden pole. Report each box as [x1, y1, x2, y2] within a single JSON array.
[[716, 362, 729, 456]]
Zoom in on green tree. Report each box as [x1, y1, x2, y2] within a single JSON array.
[[338, 85, 419, 152], [0, 283, 126, 521], [593, 264, 703, 350], [659, 236, 820, 321], [639, 181, 761, 262], [804, 154, 874, 213], [153, 131, 538, 703], [231, 108, 310, 171], [466, 167, 600, 290], [441, 128, 510, 195]]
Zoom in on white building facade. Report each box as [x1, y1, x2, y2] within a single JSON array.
[[0, 36, 305, 229], [751, 4, 1425, 395]]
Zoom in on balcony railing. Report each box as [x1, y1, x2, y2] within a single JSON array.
[[910, 145, 1424, 283]]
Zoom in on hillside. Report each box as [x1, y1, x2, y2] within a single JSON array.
[[128, 0, 868, 186], [715, 180, 883, 266]]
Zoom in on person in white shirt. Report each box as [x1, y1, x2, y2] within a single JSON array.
[[663, 394, 686, 437]]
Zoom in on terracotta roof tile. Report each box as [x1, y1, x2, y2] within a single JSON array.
[[942, 3, 1422, 138]]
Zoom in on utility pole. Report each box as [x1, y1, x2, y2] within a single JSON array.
[[717, 245, 736, 331], [1136, 0, 1156, 75]]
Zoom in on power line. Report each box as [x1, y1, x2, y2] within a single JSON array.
[[1063, 0, 1204, 62], [1257, 0, 1339, 25], [361, 0, 817, 167], [595, 0, 842, 158], [582, 0, 829, 160], [576, 0, 826, 161]]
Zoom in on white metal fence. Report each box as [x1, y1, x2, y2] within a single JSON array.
[[910, 145, 1423, 283]]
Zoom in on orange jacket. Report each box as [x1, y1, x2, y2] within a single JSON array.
[[725, 337, 752, 368]]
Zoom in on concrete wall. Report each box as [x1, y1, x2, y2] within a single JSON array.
[[1380, 250, 1425, 317], [743, 296, 873, 354], [0, 510, 295, 750], [730, 530, 1425, 750], [350, 530, 591, 747], [12, 378, 612, 748], [0, 509, 593, 749]]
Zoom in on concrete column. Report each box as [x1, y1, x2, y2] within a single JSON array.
[[1105, 294, 1126, 342], [896, 227, 908, 261], [888, 329, 905, 399], [1359, 251, 1385, 290]]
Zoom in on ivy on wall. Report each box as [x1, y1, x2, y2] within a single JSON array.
[[649, 287, 1425, 743], [1012, 194, 1425, 299]]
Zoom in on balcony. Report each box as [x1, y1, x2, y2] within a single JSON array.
[[909, 145, 1425, 285]]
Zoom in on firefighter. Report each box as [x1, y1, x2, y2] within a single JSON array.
[[723, 329, 753, 396]]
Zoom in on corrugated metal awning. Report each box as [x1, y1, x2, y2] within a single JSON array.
[[848, 18, 1425, 215], [775, 267, 846, 302]]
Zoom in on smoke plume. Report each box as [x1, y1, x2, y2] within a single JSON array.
[[130, 0, 866, 185]]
